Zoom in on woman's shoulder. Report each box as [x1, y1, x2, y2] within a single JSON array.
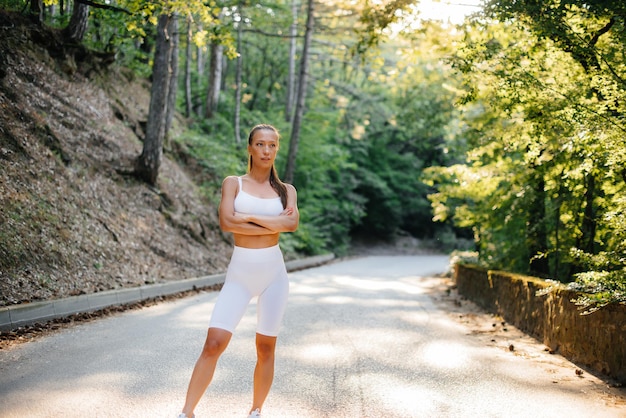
[[221, 175, 241, 191], [284, 182, 297, 194], [222, 175, 241, 184]]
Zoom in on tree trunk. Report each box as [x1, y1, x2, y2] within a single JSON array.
[[527, 171, 549, 277], [195, 41, 204, 116], [568, 171, 599, 277], [64, 0, 89, 43], [164, 13, 179, 148], [284, 0, 314, 184], [578, 172, 597, 254], [284, 0, 298, 122], [206, 41, 223, 119], [135, 14, 172, 186], [184, 14, 193, 118], [29, 0, 43, 23], [233, 2, 244, 145]]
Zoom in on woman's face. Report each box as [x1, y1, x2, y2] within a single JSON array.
[[248, 129, 279, 168]]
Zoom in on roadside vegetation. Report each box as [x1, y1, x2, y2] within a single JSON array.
[[1, 0, 624, 311]]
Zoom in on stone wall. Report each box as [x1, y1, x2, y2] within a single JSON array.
[[454, 264, 626, 384]]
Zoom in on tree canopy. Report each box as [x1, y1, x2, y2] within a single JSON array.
[[3, 0, 625, 309], [425, 0, 626, 309]]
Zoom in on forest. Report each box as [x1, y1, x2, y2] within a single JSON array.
[[1, 0, 625, 311]]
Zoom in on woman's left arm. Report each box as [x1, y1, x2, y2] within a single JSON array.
[[239, 184, 299, 233]]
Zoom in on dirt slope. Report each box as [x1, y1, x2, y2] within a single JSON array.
[[0, 11, 232, 307]]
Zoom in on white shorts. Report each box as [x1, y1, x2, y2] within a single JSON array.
[[209, 245, 289, 337]]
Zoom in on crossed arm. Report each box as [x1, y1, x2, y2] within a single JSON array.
[[219, 176, 299, 236]]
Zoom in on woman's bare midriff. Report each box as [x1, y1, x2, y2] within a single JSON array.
[[233, 233, 280, 249]]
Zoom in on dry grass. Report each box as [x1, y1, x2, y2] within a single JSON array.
[[0, 11, 231, 307]]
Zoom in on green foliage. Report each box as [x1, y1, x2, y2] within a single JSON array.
[[425, 3, 626, 307], [567, 269, 626, 313], [176, 118, 245, 203], [289, 106, 365, 255], [9, 0, 470, 257], [352, 0, 416, 55], [229, 15, 471, 255], [449, 250, 481, 267], [8, 0, 626, 308], [0, 0, 27, 12], [566, 244, 626, 310]]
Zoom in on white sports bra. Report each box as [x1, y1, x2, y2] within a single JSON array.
[[234, 176, 284, 216]]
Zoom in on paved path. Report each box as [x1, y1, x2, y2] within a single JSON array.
[[1, 255, 625, 417]]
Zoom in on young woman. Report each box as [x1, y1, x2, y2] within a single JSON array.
[[178, 124, 299, 418]]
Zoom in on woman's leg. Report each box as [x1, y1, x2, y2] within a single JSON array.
[[181, 327, 232, 417], [250, 333, 278, 414], [250, 256, 289, 414]]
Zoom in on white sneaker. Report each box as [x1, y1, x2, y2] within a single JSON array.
[[177, 414, 194, 418], [248, 409, 261, 417]]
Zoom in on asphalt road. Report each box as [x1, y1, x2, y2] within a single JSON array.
[[1, 255, 625, 418]]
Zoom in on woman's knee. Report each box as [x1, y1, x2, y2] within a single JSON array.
[[256, 335, 277, 361], [201, 328, 231, 357]]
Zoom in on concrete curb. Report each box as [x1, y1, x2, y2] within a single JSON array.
[[0, 253, 335, 332]]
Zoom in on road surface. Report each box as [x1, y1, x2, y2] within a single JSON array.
[[1, 255, 625, 417]]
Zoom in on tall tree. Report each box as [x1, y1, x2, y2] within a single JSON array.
[[284, 0, 298, 122], [474, 0, 626, 304], [184, 14, 193, 117], [196, 41, 205, 117], [205, 8, 224, 119], [63, 0, 89, 42], [284, 0, 314, 184], [164, 13, 179, 147], [233, 0, 244, 145], [206, 38, 224, 118], [135, 14, 174, 185], [29, 0, 42, 23]]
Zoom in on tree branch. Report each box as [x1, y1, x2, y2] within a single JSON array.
[[75, 0, 131, 15], [589, 17, 614, 47], [242, 28, 299, 39]]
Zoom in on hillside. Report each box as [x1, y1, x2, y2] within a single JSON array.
[[0, 11, 233, 307]]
